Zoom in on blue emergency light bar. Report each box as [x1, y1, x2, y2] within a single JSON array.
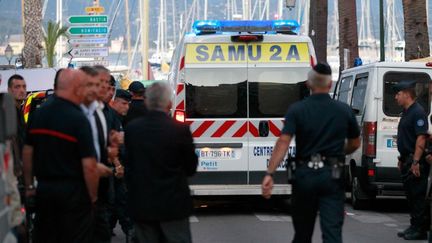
[[192, 20, 300, 35]]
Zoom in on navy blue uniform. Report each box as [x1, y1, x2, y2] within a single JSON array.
[[26, 96, 96, 243], [282, 93, 360, 243], [397, 102, 430, 234], [109, 111, 134, 237]]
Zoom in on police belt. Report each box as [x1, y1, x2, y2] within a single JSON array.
[[296, 155, 344, 170]]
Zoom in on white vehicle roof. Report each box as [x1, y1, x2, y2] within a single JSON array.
[[341, 61, 432, 75], [0, 68, 57, 93]]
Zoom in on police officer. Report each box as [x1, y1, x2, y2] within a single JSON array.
[[262, 63, 361, 243], [124, 81, 147, 126], [109, 89, 135, 242], [394, 80, 430, 240]]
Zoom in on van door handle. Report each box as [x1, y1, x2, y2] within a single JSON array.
[[259, 121, 269, 137]]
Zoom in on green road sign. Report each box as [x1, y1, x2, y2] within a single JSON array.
[[68, 26, 108, 35], [68, 15, 108, 24]]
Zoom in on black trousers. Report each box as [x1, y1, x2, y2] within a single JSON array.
[[291, 166, 345, 243], [401, 162, 430, 232], [92, 201, 112, 243], [109, 177, 133, 234], [33, 181, 93, 243], [134, 218, 191, 243]]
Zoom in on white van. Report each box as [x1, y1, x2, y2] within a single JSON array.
[[169, 20, 316, 195], [334, 62, 432, 209]]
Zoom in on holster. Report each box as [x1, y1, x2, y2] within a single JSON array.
[[286, 155, 296, 183]]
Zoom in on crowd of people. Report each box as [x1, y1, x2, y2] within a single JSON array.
[[2, 65, 198, 243], [2, 62, 432, 243]]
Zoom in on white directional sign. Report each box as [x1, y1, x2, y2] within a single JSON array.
[[75, 60, 110, 67], [72, 47, 109, 58], [68, 37, 108, 45]]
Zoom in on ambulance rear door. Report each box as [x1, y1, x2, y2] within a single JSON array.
[[247, 37, 314, 185], [183, 36, 250, 187]]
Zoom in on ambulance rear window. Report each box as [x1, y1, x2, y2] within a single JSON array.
[[248, 67, 310, 118], [185, 68, 247, 118], [383, 71, 431, 117]]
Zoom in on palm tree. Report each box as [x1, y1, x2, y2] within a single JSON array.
[[338, 0, 359, 70], [309, 0, 328, 63], [44, 21, 68, 68], [23, 0, 43, 68], [402, 0, 430, 61]]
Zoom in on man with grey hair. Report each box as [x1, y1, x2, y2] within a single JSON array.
[[262, 63, 361, 243], [124, 82, 197, 243]]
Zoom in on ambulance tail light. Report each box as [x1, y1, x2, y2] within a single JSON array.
[[363, 122, 377, 157], [175, 110, 186, 123], [368, 169, 375, 177]]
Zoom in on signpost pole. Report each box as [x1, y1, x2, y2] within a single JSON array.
[[141, 0, 150, 80]]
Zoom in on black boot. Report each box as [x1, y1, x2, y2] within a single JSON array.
[[404, 230, 427, 240], [398, 226, 414, 238]]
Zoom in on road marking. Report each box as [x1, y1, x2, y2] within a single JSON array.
[[348, 212, 396, 224], [255, 214, 292, 222], [384, 223, 398, 227], [189, 216, 199, 223]]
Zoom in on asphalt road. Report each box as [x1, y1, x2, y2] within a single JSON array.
[[112, 196, 424, 243]]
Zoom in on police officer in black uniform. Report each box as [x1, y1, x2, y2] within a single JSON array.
[[262, 63, 361, 243], [124, 81, 147, 126], [394, 80, 430, 240], [109, 89, 135, 242]]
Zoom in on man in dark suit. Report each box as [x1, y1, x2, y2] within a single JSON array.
[[124, 82, 198, 243]]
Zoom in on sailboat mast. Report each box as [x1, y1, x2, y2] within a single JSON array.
[[172, 0, 177, 44], [204, 0, 208, 20], [140, 0, 150, 80], [56, 0, 63, 66], [125, 0, 132, 68]]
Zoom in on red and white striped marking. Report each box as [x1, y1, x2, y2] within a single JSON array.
[[248, 120, 284, 137], [187, 120, 284, 138], [175, 83, 185, 111]]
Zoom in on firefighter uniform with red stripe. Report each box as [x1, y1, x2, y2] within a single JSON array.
[[25, 96, 96, 243]]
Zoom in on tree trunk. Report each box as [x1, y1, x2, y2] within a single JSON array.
[[23, 0, 43, 68], [309, 0, 328, 63], [403, 0, 430, 61], [338, 0, 359, 70]]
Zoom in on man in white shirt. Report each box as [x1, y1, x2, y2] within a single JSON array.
[[80, 66, 113, 243]]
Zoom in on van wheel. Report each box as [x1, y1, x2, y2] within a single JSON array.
[[351, 177, 369, 210]]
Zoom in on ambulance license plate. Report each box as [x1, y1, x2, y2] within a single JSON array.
[[196, 148, 239, 160]]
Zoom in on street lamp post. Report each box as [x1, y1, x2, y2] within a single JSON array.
[[39, 47, 46, 68], [286, 0, 296, 10], [4, 44, 13, 65]]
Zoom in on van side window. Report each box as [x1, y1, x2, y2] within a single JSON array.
[[350, 73, 368, 115], [383, 71, 431, 117], [337, 76, 353, 104]]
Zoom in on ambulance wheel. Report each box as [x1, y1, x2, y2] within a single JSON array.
[[351, 177, 370, 210]]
